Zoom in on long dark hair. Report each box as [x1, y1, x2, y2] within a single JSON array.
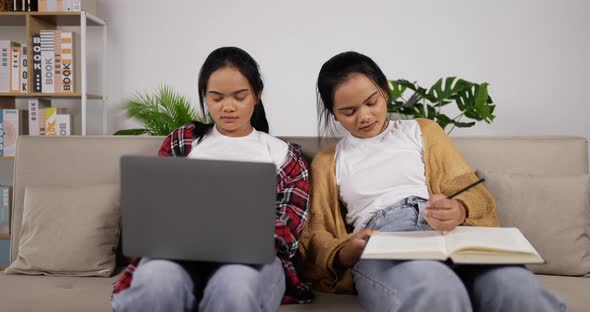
[[316, 51, 390, 136], [193, 47, 269, 141]]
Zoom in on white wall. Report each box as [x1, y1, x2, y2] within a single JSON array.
[[97, 0, 590, 140]]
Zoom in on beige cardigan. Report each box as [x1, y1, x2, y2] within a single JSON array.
[[296, 118, 498, 293]]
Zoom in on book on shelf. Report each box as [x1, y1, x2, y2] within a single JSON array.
[[0, 41, 21, 93], [44, 106, 57, 135], [0, 43, 27, 94], [9, 45, 19, 93], [59, 31, 73, 93], [53, 30, 63, 93], [30, 30, 74, 94], [38, 0, 95, 13], [11, 0, 22, 11], [20, 46, 27, 93], [32, 34, 42, 93], [2, 109, 27, 157], [40, 30, 55, 93], [0, 185, 10, 236], [27, 98, 50, 135], [26, 0, 38, 11], [44, 107, 67, 136], [0, 108, 4, 156], [361, 226, 544, 265], [56, 113, 70, 135]]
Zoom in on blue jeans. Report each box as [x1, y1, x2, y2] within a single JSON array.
[[353, 196, 565, 312], [112, 257, 285, 312]]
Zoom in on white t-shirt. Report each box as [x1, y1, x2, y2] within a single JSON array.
[[335, 119, 429, 232], [187, 125, 289, 170]]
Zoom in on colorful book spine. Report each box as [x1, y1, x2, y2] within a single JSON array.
[[28, 98, 50, 135], [3, 109, 20, 157], [40, 30, 55, 93], [38, 0, 46, 11], [63, 0, 72, 11], [56, 114, 70, 136], [53, 30, 62, 93], [21, 46, 27, 93], [10, 47, 20, 93], [0, 109, 4, 156], [32, 35, 42, 93], [38, 106, 46, 135], [0, 185, 9, 235], [45, 107, 57, 136], [60, 31, 73, 93], [0, 41, 9, 92]]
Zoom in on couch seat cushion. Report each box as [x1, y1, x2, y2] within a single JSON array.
[[0, 272, 120, 312], [278, 292, 362, 311], [537, 274, 590, 312]]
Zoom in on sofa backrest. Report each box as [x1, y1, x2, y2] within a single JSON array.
[[285, 136, 589, 175], [10, 136, 165, 262], [10, 135, 588, 262]]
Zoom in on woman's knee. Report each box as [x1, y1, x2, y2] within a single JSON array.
[[112, 259, 195, 312], [475, 266, 545, 299], [201, 260, 284, 312], [402, 261, 466, 294], [134, 259, 194, 294], [473, 266, 565, 311], [354, 260, 470, 311]]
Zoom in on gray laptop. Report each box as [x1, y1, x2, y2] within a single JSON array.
[[120, 155, 277, 265]]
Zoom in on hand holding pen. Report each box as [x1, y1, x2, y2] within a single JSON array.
[[424, 178, 485, 232]]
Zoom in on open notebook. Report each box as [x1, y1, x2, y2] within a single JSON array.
[[361, 226, 544, 264]]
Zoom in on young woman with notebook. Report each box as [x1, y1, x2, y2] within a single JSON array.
[[297, 51, 564, 311], [112, 47, 312, 311]]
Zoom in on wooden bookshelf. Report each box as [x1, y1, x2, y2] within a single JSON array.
[[1, 10, 107, 135], [0, 11, 104, 26], [0, 93, 103, 100]]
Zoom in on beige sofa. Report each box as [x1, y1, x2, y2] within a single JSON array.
[[0, 135, 588, 312]]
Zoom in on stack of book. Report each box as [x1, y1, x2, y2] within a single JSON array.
[[1, 0, 93, 12], [0, 32, 74, 94], [0, 98, 70, 156], [27, 98, 70, 137], [34, 30, 74, 93]]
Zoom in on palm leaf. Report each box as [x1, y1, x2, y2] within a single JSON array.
[[113, 128, 148, 135], [114, 84, 206, 136]]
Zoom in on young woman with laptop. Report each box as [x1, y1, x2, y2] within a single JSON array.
[[112, 47, 312, 311]]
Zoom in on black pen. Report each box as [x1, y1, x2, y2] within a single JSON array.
[[448, 178, 485, 199]]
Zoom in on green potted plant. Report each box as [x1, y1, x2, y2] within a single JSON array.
[[114, 84, 207, 136], [388, 77, 496, 134]]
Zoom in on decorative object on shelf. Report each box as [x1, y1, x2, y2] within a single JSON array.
[[388, 77, 496, 134], [0, 0, 11, 12], [114, 84, 207, 136]]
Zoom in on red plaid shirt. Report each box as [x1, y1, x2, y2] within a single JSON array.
[[113, 122, 313, 304]]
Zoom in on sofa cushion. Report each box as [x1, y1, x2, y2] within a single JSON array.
[[0, 272, 120, 312], [477, 170, 590, 276], [537, 275, 590, 312], [5, 184, 120, 277]]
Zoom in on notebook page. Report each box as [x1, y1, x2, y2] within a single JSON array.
[[445, 227, 537, 255], [361, 231, 446, 260]]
